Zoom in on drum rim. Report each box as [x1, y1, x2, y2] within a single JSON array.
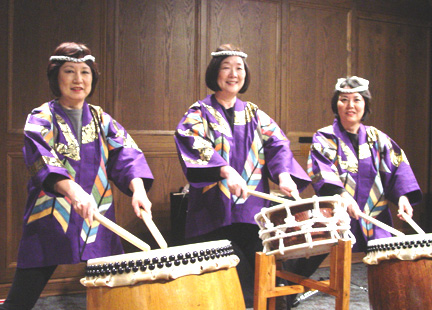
[[266, 238, 338, 259], [86, 239, 233, 265], [255, 195, 343, 217], [366, 233, 432, 247]]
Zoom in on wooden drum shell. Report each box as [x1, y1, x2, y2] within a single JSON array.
[[367, 258, 432, 310], [87, 267, 245, 310]]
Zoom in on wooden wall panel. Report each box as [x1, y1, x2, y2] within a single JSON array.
[[6, 154, 28, 272], [115, 0, 197, 131], [281, 3, 351, 197], [284, 3, 349, 134], [8, 0, 107, 134], [0, 0, 9, 281], [205, 0, 281, 119], [356, 15, 431, 228]]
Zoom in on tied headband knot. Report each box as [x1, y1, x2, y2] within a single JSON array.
[[49, 55, 96, 63], [335, 76, 369, 93], [211, 51, 248, 59]]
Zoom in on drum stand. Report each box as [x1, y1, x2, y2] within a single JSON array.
[[254, 239, 352, 310]]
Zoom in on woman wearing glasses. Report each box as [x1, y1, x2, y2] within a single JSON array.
[[307, 76, 422, 252]]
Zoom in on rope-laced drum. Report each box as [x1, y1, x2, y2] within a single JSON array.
[[254, 195, 355, 260]]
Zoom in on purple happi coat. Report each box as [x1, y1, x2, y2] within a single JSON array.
[[307, 119, 422, 252], [18, 100, 153, 268], [175, 94, 310, 238]]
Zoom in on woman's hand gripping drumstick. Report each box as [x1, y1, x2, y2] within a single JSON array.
[[93, 212, 151, 251], [278, 172, 301, 200], [248, 173, 301, 202], [339, 192, 405, 237], [398, 210, 425, 234], [140, 208, 168, 249], [129, 178, 167, 249]]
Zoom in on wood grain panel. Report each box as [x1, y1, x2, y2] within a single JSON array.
[[206, 0, 281, 120], [355, 0, 432, 21], [6, 153, 28, 275], [114, 0, 197, 131], [0, 0, 9, 281], [284, 4, 349, 134], [8, 0, 106, 133], [357, 17, 430, 228]]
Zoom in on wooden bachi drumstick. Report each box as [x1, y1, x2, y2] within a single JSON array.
[[93, 212, 151, 251], [290, 190, 301, 201], [247, 189, 298, 203], [140, 208, 168, 249], [399, 211, 426, 234], [357, 212, 405, 237]]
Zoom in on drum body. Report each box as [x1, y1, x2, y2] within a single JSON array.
[[364, 234, 432, 310], [254, 195, 355, 260], [81, 240, 244, 310]]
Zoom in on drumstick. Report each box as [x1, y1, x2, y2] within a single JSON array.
[[93, 212, 151, 251], [399, 211, 425, 234], [290, 190, 301, 201], [247, 190, 292, 204], [357, 212, 405, 237], [140, 208, 168, 249]]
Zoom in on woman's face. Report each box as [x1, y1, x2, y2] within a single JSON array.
[[216, 56, 246, 96], [337, 91, 365, 132], [58, 62, 92, 108]]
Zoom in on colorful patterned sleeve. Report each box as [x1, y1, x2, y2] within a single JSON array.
[[101, 110, 154, 195], [371, 128, 422, 205], [307, 129, 345, 193], [174, 102, 228, 187], [257, 109, 310, 191], [23, 103, 71, 191]]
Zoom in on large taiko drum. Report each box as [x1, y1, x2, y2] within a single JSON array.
[[254, 195, 355, 260], [81, 240, 245, 310], [363, 234, 432, 310]]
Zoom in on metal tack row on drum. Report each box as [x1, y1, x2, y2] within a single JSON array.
[[81, 239, 240, 288], [363, 233, 432, 265]]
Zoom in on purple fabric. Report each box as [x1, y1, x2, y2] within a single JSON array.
[[175, 95, 310, 238], [17, 100, 153, 268], [308, 119, 422, 251]]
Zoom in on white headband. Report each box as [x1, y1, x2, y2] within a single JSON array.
[[211, 51, 248, 58], [335, 76, 369, 93], [49, 55, 96, 63]]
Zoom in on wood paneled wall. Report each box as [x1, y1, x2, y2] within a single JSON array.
[[0, 0, 431, 297]]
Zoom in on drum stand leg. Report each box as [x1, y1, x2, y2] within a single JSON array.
[[254, 239, 352, 310]]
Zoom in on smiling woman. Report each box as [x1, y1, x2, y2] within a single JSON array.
[[0, 42, 154, 310], [174, 43, 312, 308], [57, 62, 93, 109], [307, 76, 422, 253]]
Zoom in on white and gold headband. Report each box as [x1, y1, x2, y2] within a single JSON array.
[[335, 76, 369, 93], [49, 55, 95, 63], [211, 51, 248, 58]]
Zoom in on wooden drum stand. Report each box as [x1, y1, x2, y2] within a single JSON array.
[[254, 239, 352, 310]]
